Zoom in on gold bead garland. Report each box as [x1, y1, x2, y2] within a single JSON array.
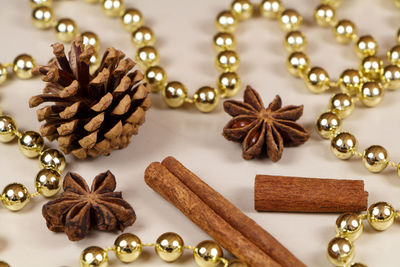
[[80, 232, 248, 267], [326, 201, 400, 267]]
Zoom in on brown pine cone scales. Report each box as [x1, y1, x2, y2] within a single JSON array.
[[29, 38, 151, 159], [42, 171, 136, 241], [223, 86, 310, 162]]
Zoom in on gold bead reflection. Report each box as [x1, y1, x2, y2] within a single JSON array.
[[330, 132, 357, 160], [131, 26, 155, 48], [362, 145, 389, 173], [388, 45, 400, 66], [114, 233, 142, 263], [367, 202, 395, 231], [0, 64, 7, 85], [145, 66, 168, 93], [260, 0, 283, 19], [383, 65, 400, 90], [80, 246, 108, 267], [35, 168, 62, 197], [329, 93, 354, 119], [314, 4, 336, 27], [315, 112, 341, 139], [18, 131, 44, 158], [333, 20, 357, 44], [32, 6, 54, 29], [360, 55, 383, 81], [305, 67, 330, 93], [360, 82, 384, 107], [327, 237, 354, 267], [335, 213, 363, 241], [213, 32, 236, 52], [194, 240, 223, 267], [0, 115, 17, 143], [279, 9, 302, 32], [283, 31, 307, 52], [163, 81, 188, 108], [216, 50, 240, 72], [13, 54, 37, 79], [39, 148, 66, 172], [286, 52, 309, 77], [81, 31, 100, 52], [121, 8, 143, 32], [228, 260, 249, 267], [354, 35, 378, 58], [321, 0, 342, 7], [193, 87, 220, 113], [89, 53, 101, 74], [29, 0, 52, 8], [231, 0, 253, 20], [101, 0, 124, 17], [215, 11, 238, 33], [136, 46, 159, 68], [217, 72, 241, 98], [155, 232, 184, 262], [55, 18, 78, 43], [338, 69, 362, 96], [1, 183, 31, 211]]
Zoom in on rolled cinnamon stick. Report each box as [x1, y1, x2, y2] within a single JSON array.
[[162, 156, 305, 267], [145, 162, 280, 267], [255, 175, 368, 213]]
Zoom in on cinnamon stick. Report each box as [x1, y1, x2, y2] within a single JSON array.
[[145, 162, 280, 267], [255, 175, 368, 213], [162, 156, 305, 267]]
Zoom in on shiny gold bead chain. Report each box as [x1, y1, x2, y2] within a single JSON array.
[[326, 201, 400, 267], [80, 232, 247, 267]]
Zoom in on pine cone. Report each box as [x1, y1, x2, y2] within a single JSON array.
[[29, 38, 151, 159]]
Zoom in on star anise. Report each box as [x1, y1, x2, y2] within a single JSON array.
[[223, 86, 310, 162], [42, 171, 136, 241]]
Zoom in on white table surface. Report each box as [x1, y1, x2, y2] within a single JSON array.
[[1, 0, 400, 266]]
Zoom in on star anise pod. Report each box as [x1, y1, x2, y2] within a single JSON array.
[[42, 171, 136, 241], [223, 86, 310, 162]]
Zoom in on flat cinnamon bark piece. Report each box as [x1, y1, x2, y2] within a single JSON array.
[[255, 175, 369, 213], [162, 156, 305, 267], [145, 162, 281, 267]]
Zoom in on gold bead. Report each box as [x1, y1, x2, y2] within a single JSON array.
[[39, 148, 66, 172], [228, 260, 249, 267], [121, 8, 143, 32], [101, 0, 124, 17], [315, 112, 342, 139], [362, 145, 389, 173], [163, 81, 188, 108], [338, 69, 362, 96], [114, 233, 142, 263], [35, 168, 62, 197], [360, 82, 384, 107], [80, 246, 108, 267], [18, 131, 44, 158], [136, 46, 159, 68], [335, 213, 363, 241], [359, 55, 383, 81], [216, 50, 240, 72], [383, 65, 400, 90], [329, 93, 354, 119], [330, 132, 357, 160], [354, 35, 378, 58], [213, 32, 236, 52], [305, 67, 330, 93], [215, 11, 238, 33], [193, 86, 220, 113], [155, 232, 184, 262], [314, 4, 336, 27], [278, 9, 302, 32], [394, 0, 400, 8], [84, 0, 99, 3], [367, 202, 395, 231], [321, 0, 342, 7], [260, 0, 283, 19], [351, 263, 367, 267], [1, 183, 31, 211], [327, 237, 354, 267], [388, 45, 400, 65], [286, 52, 309, 78], [13, 54, 36, 79], [217, 72, 241, 98], [193, 240, 223, 267], [0, 64, 7, 85], [333, 20, 357, 44], [131, 26, 155, 48], [89, 53, 101, 74], [283, 31, 307, 52], [81, 31, 100, 52], [32, 6, 54, 30], [231, 0, 254, 20], [397, 28, 400, 44], [0, 115, 17, 143], [145, 66, 168, 93], [29, 0, 52, 8], [55, 18, 78, 43]]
